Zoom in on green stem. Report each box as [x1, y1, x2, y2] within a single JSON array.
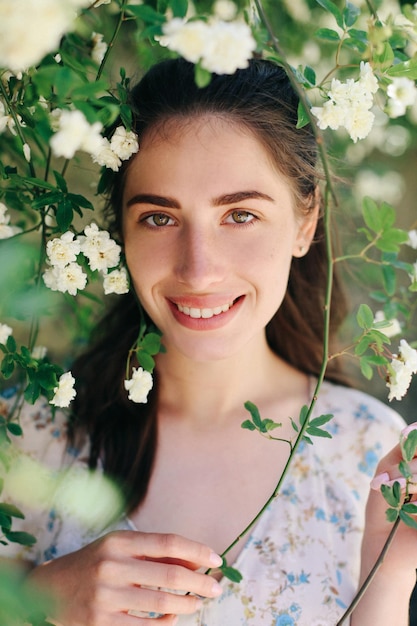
[[0, 81, 36, 178], [336, 513, 402, 625], [219, 1, 336, 565], [96, 0, 128, 81]]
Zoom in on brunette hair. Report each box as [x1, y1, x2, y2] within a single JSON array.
[[70, 58, 347, 511]]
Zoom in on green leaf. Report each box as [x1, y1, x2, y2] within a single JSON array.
[[373, 42, 395, 70], [314, 27, 340, 41], [262, 419, 281, 432], [296, 101, 310, 129], [6, 423, 23, 437], [241, 419, 256, 431], [299, 405, 309, 425], [244, 401, 262, 429], [53, 170, 68, 193], [24, 381, 41, 405], [399, 460, 412, 479], [290, 417, 299, 432], [381, 483, 400, 507], [0, 513, 11, 530], [3, 530, 37, 546], [382, 265, 396, 297], [385, 507, 399, 523], [37, 365, 58, 391], [309, 413, 333, 428], [67, 193, 94, 211], [402, 430, 417, 462], [128, 4, 166, 24], [31, 190, 63, 211], [137, 351, 155, 372], [387, 57, 417, 79], [169, 0, 188, 18], [359, 357, 374, 380], [377, 229, 408, 254], [356, 304, 374, 330], [1, 354, 15, 379], [0, 503, 25, 519], [140, 332, 162, 355], [220, 565, 243, 583], [315, 0, 344, 28], [399, 510, 417, 530], [362, 196, 381, 232], [303, 66, 316, 86], [402, 502, 417, 515], [6, 335, 16, 352], [343, 2, 361, 27], [306, 426, 332, 439], [194, 65, 212, 88], [56, 198, 74, 232]]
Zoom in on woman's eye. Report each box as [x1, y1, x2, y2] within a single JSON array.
[[143, 213, 173, 227], [226, 210, 256, 224]]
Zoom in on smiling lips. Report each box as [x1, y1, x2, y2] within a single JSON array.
[[176, 302, 234, 319]]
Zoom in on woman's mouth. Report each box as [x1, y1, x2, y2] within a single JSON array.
[[176, 301, 235, 319]]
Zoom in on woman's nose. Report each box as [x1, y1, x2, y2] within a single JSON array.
[[174, 225, 225, 290]]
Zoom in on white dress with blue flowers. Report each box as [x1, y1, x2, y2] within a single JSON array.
[[0, 380, 405, 626]]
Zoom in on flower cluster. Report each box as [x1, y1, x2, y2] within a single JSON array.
[[386, 339, 417, 401], [42, 223, 129, 296], [124, 366, 153, 404], [0, 202, 22, 239], [311, 62, 379, 142], [0, 0, 98, 72], [50, 111, 139, 171], [160, 17, 256, 75]]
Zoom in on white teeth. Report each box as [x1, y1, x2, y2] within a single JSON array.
[[177, 301, 234, 318]]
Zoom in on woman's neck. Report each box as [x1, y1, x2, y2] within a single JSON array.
[[154, 332, 303, 427]]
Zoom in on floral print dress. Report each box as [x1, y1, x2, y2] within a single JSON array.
[[1, 380, 405, 626]]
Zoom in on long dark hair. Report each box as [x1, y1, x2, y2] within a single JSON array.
[[70, 58, 347, 511]]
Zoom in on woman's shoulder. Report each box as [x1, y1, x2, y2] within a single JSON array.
[[311, 378, 405, 466]]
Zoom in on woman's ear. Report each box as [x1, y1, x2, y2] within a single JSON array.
[[292, 189, 320, 258]]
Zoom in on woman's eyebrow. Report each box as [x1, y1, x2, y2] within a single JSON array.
[[126, 194, 180, 208], [212, 190, 274, 206], [126, 190, 274, 209]]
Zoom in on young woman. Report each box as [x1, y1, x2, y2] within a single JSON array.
[[2, 58, 416, 625]]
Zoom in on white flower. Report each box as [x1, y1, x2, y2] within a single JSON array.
[[51, 371, 76, 407], [0, 0, 78, 72], [91, 32, 107, 65], [0, 201, 22, 239], [407, 229, 417, 249], [32, 345, 48, 360], [398, 339, 417, 373], [91, 138, 122, 171], [110, 126, 139, 161], [78, 222, 121, 272], [93, 0, 112, 6], [0, 100, 18, 135], [43, 262, 87, 296], [386, 339, 417, 401], [387, 77, 417, 118], [161, 18, 209, 64], [103, 267, 130, 295], [373, 310, 402, 338], [344, 107, 375, 143], [409, 261, 417, 285], [359, 61, 379, 95], [50, 110, 103, 159], [312, 64, 377, 142], [213, 0, 237, 21], [23, 143, 31, 162], [124, 367, 153, 403], [387, 357, 412, 401], [46, 231, 81, 268], [201, 20, 256, 74], [0, 323, 13, 345]]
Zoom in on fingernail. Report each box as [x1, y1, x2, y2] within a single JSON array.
[[211, 581, 223, 596], [209, 552, 223, 567], [370, 472, 390, 490], [402, 422, 417, 438]]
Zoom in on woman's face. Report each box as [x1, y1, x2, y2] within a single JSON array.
[[122, 116, 317, 362]]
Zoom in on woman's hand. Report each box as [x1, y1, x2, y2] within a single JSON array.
[[27, 531, 224, 626], [351, 427, 417, 625]]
